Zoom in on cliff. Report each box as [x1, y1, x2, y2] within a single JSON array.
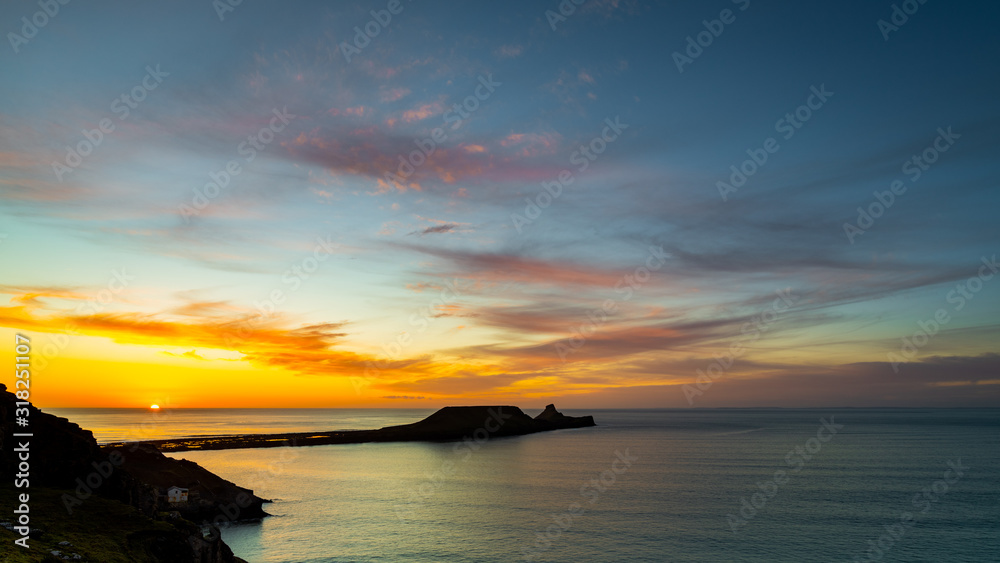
[[136, 404, 597, 452], [0, 383, 255, 562], [0, 384, 102, 489], [379, 404, 595, 439], [103, 442, 269, 521], [533, 403, 596, 430]]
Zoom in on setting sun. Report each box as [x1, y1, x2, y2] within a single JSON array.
[[149, 404, 160, 410]]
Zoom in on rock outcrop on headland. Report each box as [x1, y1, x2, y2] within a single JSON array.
[[135, 404, 597, 452], [378, 404, 596, 439], [533, 403, 596, 429]]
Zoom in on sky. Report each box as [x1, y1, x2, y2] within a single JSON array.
[[1, 0, 998, 408]]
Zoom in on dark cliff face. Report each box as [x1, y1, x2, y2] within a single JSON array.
[[533, 403, 596, 430], [0, 383, 103, 489], [137, 403, 599, 452], [0, 383, 252, 563], [378, 405, 539, 440], [379, 404, 596, 440], [106, 443, 268, 521], [534, 404, 562, 421]]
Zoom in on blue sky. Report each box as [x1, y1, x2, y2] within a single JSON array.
[[1, 0, 998, 408]]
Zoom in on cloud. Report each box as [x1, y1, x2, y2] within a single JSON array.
[[408, 216, 472, 236], [405, 282, 443, 292], [401, 102, 442, 123], [169, 299, 243, 318], [499, 132, 559, 157], [0, 288, 512, 394], [379, 88, 411, 102], [328, 106, 369, 117], [494, 44, 524, 59], [674, 354, 1000, 408], [378, 221, 400, 235], [161, 349, 208, 360], [414, 223, 459, 235], [2, 286, 90, 307], [282, 128, 500, 192], [0, 297, 379, 378], [395, 245, 634, 289]]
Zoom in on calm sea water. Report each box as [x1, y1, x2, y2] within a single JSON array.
[[47, 408, 434, 443], [54, 408, 1000, 562]]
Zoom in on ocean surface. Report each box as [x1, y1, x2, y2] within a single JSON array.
[[51, 408, 1000, 562]]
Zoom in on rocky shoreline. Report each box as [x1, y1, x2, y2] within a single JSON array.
[[0, 383, 261, 562], [1, 390, 595, 562], [122, 404, 596, 453]]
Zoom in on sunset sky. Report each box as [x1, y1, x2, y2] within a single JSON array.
[[1, 1, 998, 408]]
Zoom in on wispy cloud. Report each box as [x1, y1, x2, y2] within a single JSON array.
[[401, 102, 442, 123], [413, 223, 460, 235], [494, 44, 524, 59]]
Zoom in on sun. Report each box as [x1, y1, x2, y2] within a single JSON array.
[[149, 404, 160, 410]]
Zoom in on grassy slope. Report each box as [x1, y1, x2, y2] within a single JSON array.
[[0, 484, 190, 562]]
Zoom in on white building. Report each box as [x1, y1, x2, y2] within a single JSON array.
[[166, 486, 188, 503]]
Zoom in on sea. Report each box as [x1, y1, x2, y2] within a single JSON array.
[[47, 408, 1000, 563]]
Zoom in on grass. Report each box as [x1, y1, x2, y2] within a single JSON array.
[[0, 485, 199, 562]]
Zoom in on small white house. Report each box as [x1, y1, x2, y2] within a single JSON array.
[[167, 486, 188, 503]]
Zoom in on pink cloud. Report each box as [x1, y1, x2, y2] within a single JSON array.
[[402, 103, 442, 123], [413, 248, 629, 289], [380, 88, 412, 102], [499, 132, 560, 157], [328, 106, 369, 117]]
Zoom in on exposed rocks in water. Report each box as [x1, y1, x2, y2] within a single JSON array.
[[133, 404, 597, 452]]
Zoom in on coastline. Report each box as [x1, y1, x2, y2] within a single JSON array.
[[116, 404, 596, 453]]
